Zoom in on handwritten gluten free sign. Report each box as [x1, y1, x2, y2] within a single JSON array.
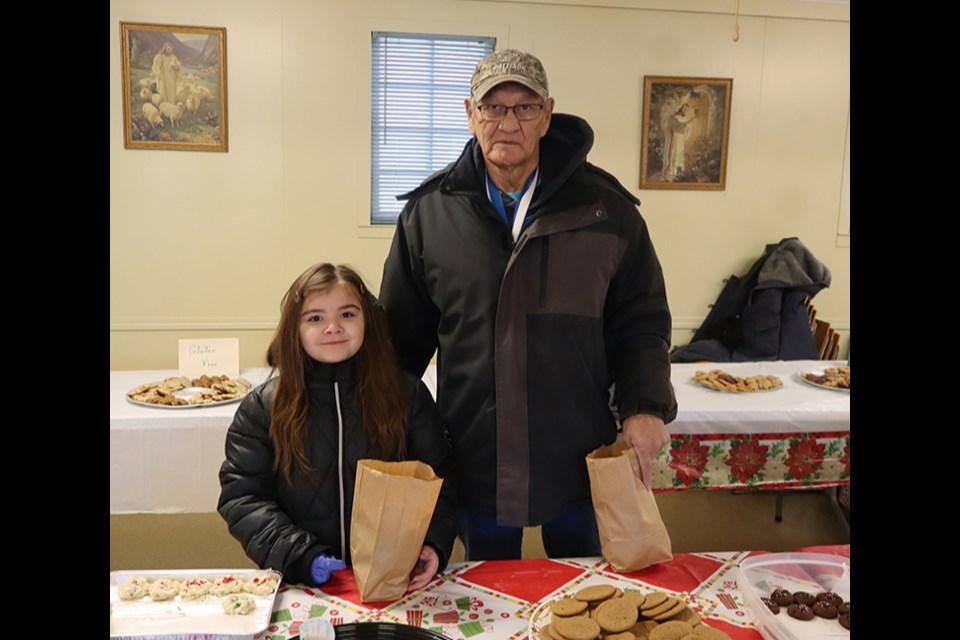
[[178, 338, 240, 379]]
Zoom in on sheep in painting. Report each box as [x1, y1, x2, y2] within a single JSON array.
[[141, 103, 163, 128], [158, 101, 185, 127], [139, 87, 152, 101], [185, 94, 201, 116]]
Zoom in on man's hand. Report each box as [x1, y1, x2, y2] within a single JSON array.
[[621, 413, 669, 490], [407, 545, 440, 592]]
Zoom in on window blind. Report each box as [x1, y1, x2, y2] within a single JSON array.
[[371, 32, 496, 225]]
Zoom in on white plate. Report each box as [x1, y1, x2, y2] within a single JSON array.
[[126, 384, 249, 409], [528, 599, 550, 640], [796, 368, 850, 393]]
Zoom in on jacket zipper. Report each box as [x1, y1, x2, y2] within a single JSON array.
[[334, 380, 346, 560]]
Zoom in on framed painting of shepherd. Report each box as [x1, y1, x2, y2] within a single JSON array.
[[121, 22, 228, 152], [639, 76, 732, 190]]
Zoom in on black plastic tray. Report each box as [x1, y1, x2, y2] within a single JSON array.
[[332, 622, 452, 640]]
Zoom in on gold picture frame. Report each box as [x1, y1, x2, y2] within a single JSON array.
[[121, 22, 228, 152], [639, 76, 732, 190]]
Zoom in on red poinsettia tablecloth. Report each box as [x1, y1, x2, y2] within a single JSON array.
[[255, 547, 850, 640]]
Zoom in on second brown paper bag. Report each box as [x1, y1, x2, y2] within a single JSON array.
[[350, 459, 442, 602], [586, 439, 673, 572]]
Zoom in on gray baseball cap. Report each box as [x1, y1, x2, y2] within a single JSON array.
[[471, 49, 549, 101]]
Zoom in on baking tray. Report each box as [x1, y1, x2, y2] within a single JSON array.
[[110, 568, 282, 640]]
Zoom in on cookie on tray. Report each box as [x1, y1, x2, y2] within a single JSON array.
[[117, 575, 151, 601], [243, 574, 278, 596], [148, 578, 181, 601], [210, 574, 244, 596], [222, 593, 257, 615]]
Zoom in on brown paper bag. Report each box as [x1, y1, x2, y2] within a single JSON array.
[[349, 459, 442, 602], [586, 439, 673, 572]]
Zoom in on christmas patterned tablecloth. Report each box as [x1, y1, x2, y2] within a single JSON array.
[[253, 546, 851, 640]]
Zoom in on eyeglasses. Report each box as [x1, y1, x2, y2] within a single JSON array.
[[475, 103, 545, 122]]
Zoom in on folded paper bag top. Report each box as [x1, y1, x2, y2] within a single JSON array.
[[586, 439, 673, 572], [350, 459, 443, 603]]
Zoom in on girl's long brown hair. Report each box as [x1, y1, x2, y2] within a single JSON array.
[[267, 263, 408, 484]]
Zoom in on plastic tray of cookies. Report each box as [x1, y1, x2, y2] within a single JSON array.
[[736, 552, 850, 640], [109, 568, 282, 640]]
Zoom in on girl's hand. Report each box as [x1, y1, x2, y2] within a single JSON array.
[[406, 545, 439, 592]]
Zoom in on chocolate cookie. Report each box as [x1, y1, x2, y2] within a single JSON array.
[[760, 597, 779, 614], [812, 600, 838, 619], [786, 603, 814, 621], [792, 591, 816, 606], [837, 601, 849, 615], [816, 591, 843, 607], [838, 612, 850, 630], [770, 589, 794, 606]]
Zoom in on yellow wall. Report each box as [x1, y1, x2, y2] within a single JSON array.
[[110, 0, 850, 370]]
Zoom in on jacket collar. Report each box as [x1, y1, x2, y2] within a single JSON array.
[[304, 353, 360, 386], [401, 113, 595, 205]]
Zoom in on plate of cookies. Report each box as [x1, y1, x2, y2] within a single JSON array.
[[127, 375, 253, 409], [796, 367, 850, 392], [692, 370, 783, 393], [110, 568, 282, 639], [529, 583, 733, 640]]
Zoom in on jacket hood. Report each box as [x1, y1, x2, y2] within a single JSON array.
[[401, 113, 595, 203]]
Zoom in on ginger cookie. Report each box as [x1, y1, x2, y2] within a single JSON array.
[[553, 597, 590, 620], [690, 625, 732, 640], [648, 621, 694, 640], [554, 615, 601, 640], [650, 599, 687, 621], [620, 590, 647, 611], [630, 620, 660, 640], [639, 591, 670, 613], [576, 585, 619, 604], [664, 606, 703, 627], [647, 600, 699, 627], [594, 597, 640, 633]]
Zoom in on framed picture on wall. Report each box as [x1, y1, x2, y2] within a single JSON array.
[[121, 22, 228, 152], [639, 76, 732, 190]]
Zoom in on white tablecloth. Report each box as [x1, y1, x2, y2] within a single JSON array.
[[669, 360, 849, 434], [110, 368, 272, 514], [110, 360, 848, 513]]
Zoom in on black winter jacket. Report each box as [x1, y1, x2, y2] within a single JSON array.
[[380, 113, 677, 527], [217, 357, 457, 585]]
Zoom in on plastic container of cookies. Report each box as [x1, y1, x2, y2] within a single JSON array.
[[109, 568, 282, 640], [736, 552, 850, 640]]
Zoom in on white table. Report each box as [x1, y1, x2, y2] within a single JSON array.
[[111, 360, 849, 513], [110, 368, 272, 514]]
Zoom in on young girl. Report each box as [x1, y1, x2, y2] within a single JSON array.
[[218, 263, 456, 589]]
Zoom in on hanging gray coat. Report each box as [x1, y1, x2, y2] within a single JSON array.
[[670, 237, 831, 363]]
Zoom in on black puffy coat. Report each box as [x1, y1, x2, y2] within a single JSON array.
[[670, 237, 831, 363], [217, 357, 457, 585]]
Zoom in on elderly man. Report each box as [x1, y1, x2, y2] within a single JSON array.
[[380, 49, 677, 560]]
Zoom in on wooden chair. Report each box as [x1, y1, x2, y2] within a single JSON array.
[[813, 319, 832, 359]]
